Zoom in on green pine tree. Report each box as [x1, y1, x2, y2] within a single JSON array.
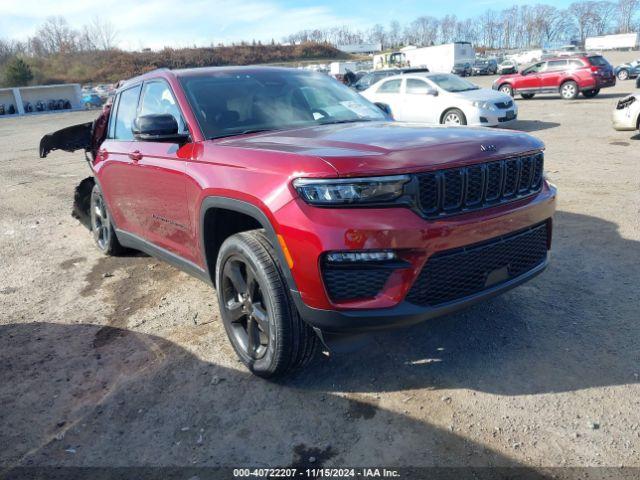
[[4, 57, 33, 87]]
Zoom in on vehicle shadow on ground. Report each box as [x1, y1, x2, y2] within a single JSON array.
[[505, 120, 560, 132], [517, 92, 628, 101], [1, 323, 545, 475], [290, 211, 640, 396]]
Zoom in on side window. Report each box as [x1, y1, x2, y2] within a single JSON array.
[[569, 59, 584, 69], [107, 95, 120, 139], [114, 85, 142, 141], [377, 79, 401, 94], [523, 62, 545, 75], [139, 81, 187, 133], [406, 78, 430, 94], [547, 60, 568, 71]]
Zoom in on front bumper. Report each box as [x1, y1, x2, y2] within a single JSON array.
[[468, 106, 518, 126], [292, 258, 548, 333], [277, 182, 556, 332]]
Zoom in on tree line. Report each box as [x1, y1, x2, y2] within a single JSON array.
[[284, 0, 640, 49]]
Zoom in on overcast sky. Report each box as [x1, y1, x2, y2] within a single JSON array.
[[0, 0, 573, 50]]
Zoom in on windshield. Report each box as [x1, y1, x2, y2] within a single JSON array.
[[428, 74, 479, 92], [180, 69, 386, 139]]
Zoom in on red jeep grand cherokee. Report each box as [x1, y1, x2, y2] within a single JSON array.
[[40, 67, 556, 377], [493, 55, 615, 100]]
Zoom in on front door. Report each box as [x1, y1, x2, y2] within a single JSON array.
[[517, 62, 544, 92], [401, 78, 439, 124]]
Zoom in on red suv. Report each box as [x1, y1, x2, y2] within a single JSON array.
[[41, 67, 556, 377], [493, 55, 615, 100]]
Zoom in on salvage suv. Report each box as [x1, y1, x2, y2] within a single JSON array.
[[494, 55, 615, 100], [40, 67, 556, 377]]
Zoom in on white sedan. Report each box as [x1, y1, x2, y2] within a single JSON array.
[[361, 72, 518, 127]]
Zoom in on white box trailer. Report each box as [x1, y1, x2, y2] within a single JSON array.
[[403, 42, 475, 73], [585, 33, 639, 51], [329, 61, 358, 75]]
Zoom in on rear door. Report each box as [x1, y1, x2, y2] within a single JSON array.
[[98, 84, 144, 236], [539, 60, 568, 90], [371, 78, 403, 119]]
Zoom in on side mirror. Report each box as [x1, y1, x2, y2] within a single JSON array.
[[133, 114, 189, 143], [425, 88, 438, 96]]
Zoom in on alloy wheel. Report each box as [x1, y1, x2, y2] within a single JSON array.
[[221, 256, 271, 360], [618, 70, 628, 81], [561, 83, 576, 99], [444, 112, 462, 125], [91, 192, 110, 250]]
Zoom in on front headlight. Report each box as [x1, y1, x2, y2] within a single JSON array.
[[293, 175, 410, 205], [471, 100, 496, 111]]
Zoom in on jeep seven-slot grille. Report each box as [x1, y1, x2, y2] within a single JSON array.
[[405, 222, 548, 307], [416, 153, 544, 218]]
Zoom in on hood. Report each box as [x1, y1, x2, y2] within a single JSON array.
[[448, 88, 512, 103], [216, 121, 543, 177]]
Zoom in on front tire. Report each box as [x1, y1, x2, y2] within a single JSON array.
[[441, 108, 467, 125], [90, 184, 125, 256], [216, 230, 318, 378], [617, 69, 629, 81], [560, 81, 579, 100], [582, 88, 600, 98]]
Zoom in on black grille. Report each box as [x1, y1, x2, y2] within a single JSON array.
[[495, 100, 514, 109], [406, 223, 548, 307], [415, 153, 543, 218], [323, 267, 391, 302]]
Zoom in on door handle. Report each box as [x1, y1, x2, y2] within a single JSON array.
[[129, 150, 143, 162]]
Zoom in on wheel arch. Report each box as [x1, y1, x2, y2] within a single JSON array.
[[199, 196, 297, 291]]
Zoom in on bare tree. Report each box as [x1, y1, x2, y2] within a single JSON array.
[[616, 0, 640, 32], [34, 16, 78, 55], [368, 24, 386, 48], [592, 1, 617, 34], [569, 1, 599, 45], [388, 20, 401, 48], [82, 17, 118, 51]]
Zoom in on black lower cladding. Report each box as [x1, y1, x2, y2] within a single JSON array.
[[323, 267, 392, 302], [406, 222, 549, 307]]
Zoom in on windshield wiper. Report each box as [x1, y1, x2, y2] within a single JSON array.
[[210, 128, 275, 140], [317, 118, 376, 126]]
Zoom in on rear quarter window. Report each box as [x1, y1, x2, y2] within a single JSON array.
[[588, 56, 610, 67]]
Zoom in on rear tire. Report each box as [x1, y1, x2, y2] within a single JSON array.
[[521, 93, 535, 99], [617, 69, 629, 81], [90, 184, 125, 256], [215, 230, 318, 378], [560, 81, 579, 100], [441, 108, 467, 126], [499, 84, 514, 97], [582, 88, 600, 98]]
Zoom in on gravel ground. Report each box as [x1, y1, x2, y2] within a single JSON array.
[[1, 54, 639, 477]]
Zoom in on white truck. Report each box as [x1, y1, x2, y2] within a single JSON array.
[[401, 42, 475, 73], [585, 33, 639, 51]]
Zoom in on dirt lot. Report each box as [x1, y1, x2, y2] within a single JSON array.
[[1, 54, 639, 477]]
